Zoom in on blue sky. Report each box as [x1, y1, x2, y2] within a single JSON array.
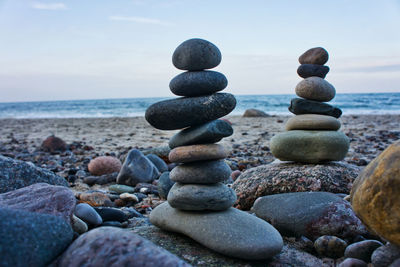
[[0, 0, 399, 102]]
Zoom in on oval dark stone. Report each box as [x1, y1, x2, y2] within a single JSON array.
[[297, 64, 330, 79], [299, 47, 329, 65], [145, 93, 236, 130], [169, 70, 227, 97], [170, 160, 231, 184], [172, 38, 222, 71], [289, 98, 342, 118]]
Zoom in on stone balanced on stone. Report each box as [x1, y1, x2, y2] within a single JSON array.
[[145, 38, 283, 260], [271, 47, 350, 163]]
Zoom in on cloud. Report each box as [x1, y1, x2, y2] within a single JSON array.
[[346, 64, 400, 73], [109, 16, 172, 26], [31, 2, 67, 10]]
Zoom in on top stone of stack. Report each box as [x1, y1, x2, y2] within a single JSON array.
[[298, 47, 329, 65], [172, 38, 222, 71]]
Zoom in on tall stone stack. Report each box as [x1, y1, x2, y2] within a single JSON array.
[[145, 38, 283, 260], [271, 47, 350, 163]]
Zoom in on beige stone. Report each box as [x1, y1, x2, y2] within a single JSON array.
[[168, 144, 228, 163], [286, 114, 341, 131], [295, 77, 336, 102]]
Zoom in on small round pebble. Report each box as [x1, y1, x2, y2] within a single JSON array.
[[119, 193, 139, 202], [314, 235, 348, 258], [344, 240, 383, 262], [338, 258, 367, 267], [109, 184, 135, 194], [74, 203, 103, 226], [71, 215, 88, 234], [88, 156, 122, 176], [94, 207, 127, 222], [299, 47, 329, 65]]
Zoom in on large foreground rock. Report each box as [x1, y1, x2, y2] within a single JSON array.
[[233, 162, 360, 210], [0, 155, 68, 193], [252, 192, 367, 240], [56, 227, 190, 267], [0, 183, 76, 224], [150, 202, 283, 260], [351, 140, 400, 246], [145, 93, 236, 130], [0, 208, 73, 267]]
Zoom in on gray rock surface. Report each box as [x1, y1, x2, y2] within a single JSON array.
[[56, 227, 191, 267], [150, 202, 283, 260], [74, 203, 103, 226], [295, 77, 336, 102], [94, 207, 127, 222], [0, 183, 75, 224], [289, 98, 342, 118], [339, 258, 368, 267], [0, 207, 73, 267], [169, 119, 233, 149], [145, 93, 236, 130], [146, 153, 168, 173], [344, 240, 383, 263], [371, 243, 400, 267], [168, 182, 236, 211], [299, 47, 329, 65], [169, 143, 229, 163], [158, 171, 175, 199], [169, 70, 227, 96], [170, 160, 231, 184], [297, 64, 330, 79], [117, 149, 160, 186], [270, 130, 349, 163], [232, 162, 360, 210], [252, 192, 367, 240], [242, 108, 269, 117], [172, 38, 221, 71], [285, 114, 341, 131], [0, 155, 68, 193]]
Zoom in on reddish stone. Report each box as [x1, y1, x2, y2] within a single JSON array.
[[41, 135, 67, 153], [79, 192, 112, 207], [88, 156, 122, 176]]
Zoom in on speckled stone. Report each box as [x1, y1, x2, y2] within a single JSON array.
[[314, 235, 347, 258], [169, 71, 227, 96], [289, 98, 342, 118], [167, 182, 236, 211], [168, 119, 233, 149], [172, 38, 222, 71], [169, 144, 229, 163], [344, 240, 383, 262], [371, 243, 400, 267], [170, 160, 231, 184], [338, 258, 368, 267], [145, 93, 236, 130], [299, 47, 329, 65], [297, 64, 330, 79], [150, 202, 283, 260], [285, 114, 341, 131], [295, 77, 336, 102]]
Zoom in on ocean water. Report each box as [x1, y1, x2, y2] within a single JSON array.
[[0, 93, 399, 119]]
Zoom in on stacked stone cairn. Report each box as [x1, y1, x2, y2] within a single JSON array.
[[271, 47, 350, 163], [145, 38, 283, 260]]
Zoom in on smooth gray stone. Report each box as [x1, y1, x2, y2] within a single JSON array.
[[371, 243, 400, 267], [295, 77, 336, 102], [145, 93, 236, 130], [150, 202, 283, 260], [117, 149, 160, 186], [344, 240, 383, 262], [170, 160, 231, 184], [252, 192, 367, 240], [338, 258, 368, 267], [146, 154, 168, 173], [167, 182, 236, 211], [297, 64, 330, 79], [94, 207, 127, 222], [74, 203, 103, 226], [299, 47, 329, 65], [169, 119, 233, 149], [169, 71, 227, 97], [270, 130, 349, 163], [0, 155, 68, 193], [289, 98, 342, 118], [172, 38, 221, 71], [158, 171, 175, 199], [0, 208, 73, 267]]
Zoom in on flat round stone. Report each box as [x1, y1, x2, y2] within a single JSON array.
[[270, 130, 350, 163], [145, 93, 236, 130], [150, 202, 283, 260], [169, 144, 229, 163], [170, 160, 231, 184], [289, 98, 342, 118], [172, 38, 222, 71], [168, 119, 233, 149], [169, 71, 227, 97], [297, 64, 330, 79], [167, 182, 236, 211], [295, 77, 336, 102], [299, 47, 329, 65], [285, 114, 341, 131]]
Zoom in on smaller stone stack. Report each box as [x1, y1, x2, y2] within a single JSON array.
[[271, 47, 349, 163]]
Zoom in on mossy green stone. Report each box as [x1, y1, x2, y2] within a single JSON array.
[[270, 130, 349, 163], [109, 184, 135, 194]]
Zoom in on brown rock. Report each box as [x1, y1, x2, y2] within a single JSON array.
[[169, 144, 229, 163], [41, 135, 67, 153], [56, 227, 191, 267], [233, 162, 360, 210], [286, 114, 341, 131], [88, 156, 122, 176], [0, 183, 75, 224], [351, 140, 400, 246], [79, 191, 112, 207], [242, 109, 269, 117], [299, 47, 329, 65]]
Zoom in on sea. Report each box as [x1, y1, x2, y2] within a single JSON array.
[[0, 93, 399, 119]]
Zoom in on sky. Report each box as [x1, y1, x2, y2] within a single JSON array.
[[0, 0, 400, 102]]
